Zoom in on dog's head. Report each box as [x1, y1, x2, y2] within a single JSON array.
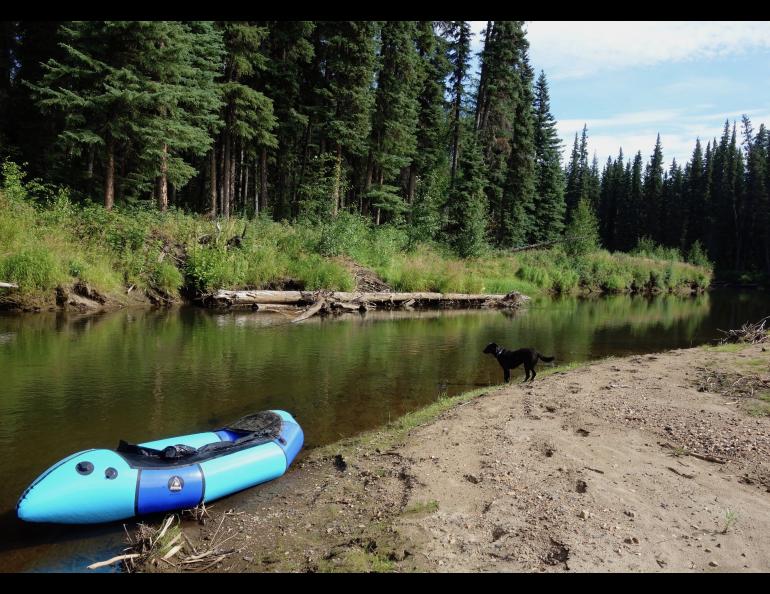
[[483, 342, 498, 355]]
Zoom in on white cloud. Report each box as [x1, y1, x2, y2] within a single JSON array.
[[525, 21, 770, 80], [556, 107, 770, 167]]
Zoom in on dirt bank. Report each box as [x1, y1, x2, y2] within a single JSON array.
[[132, 343, 770, 573]]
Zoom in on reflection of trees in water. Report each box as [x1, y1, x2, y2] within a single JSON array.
[[1, 291, 769, 505]]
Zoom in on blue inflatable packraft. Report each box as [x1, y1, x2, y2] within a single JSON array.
[[17, 410, 303, 524]]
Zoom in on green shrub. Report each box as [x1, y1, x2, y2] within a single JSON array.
[[0, 247, 63, 292], [186, 247, 247, 292], [515, 264, 551, 288], [551, 269, 580, 293], [152, 261, 184, 295], [686, 240, 711, 269], [288, 255, 354, 291]]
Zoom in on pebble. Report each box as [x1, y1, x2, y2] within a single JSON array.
[[579, 509, 590, 520], [709, 561, 719, 567]]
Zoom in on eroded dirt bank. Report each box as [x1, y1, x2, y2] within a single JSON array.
[[137, 343, 770, 573]]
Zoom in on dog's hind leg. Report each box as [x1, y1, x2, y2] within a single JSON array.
[[530, 367, 537, 382]]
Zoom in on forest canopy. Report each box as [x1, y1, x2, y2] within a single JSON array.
[[1, 21, 768, 273]]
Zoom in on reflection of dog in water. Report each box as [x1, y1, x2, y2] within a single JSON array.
[[483, 342, 555, 383]]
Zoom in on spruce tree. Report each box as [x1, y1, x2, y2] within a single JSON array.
[[598, 155, 615, 248], [30, 21, 140, 208], [743, 122, 768, 271], [684, 139, 705, 250], [443, 21, 471, 188], [475, 21, 535, 246], [661, 159, 684, 248], [501, 45, 536, 247], [587, 153, 601, 210], [217, 22, 277, 218], [642, 133, 664, 241], [141, 21, 224, 211], [313, 21, 376, 218], [30, 21, 224, 210], [259, 21, 315, 219], [367, 21, 421, 224], [616, 151, 644, 251], [475, 21, 521, 244], [532, 71, 565, 242], [448, 130, 488, 257], [564, 197, 600, 259], [411, 21, 450, 214], [564, 125, 589, 223]]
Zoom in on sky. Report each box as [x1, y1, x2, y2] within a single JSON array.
[[468, 21, 770, 169]]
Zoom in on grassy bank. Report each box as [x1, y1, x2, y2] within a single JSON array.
[[0, 162, 712, 310]]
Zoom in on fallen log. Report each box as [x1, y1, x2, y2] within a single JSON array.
[[207, 289, 529, 310], [0, 282, 18, 289], [291, 298, 327, 323]]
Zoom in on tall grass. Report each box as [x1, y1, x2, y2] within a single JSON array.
[[0, 161, 713, 307]]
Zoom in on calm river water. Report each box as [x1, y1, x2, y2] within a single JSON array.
[[0, 288, 768, 571]]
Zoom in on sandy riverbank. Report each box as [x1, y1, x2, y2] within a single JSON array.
[[133, 342, 770, 573]]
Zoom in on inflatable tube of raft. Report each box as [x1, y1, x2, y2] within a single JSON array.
[[17, 410, 303, 524]]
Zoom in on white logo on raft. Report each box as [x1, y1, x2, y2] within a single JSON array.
[[168, 476, 184, 492]]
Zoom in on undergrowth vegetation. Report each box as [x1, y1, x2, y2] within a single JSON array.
[[0, 161, 713, 308]]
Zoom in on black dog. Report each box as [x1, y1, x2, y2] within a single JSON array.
[[483, 342, 555, 383]]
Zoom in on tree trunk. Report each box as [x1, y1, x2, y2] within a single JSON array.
[[239, 143, 246, 212], [363, 156, 374, 216], [209, 149, 217, 217], [408, 164, 416, 205], [259, 147, 268, 213], [293, 119, 313, 212], [243, 157, 250, 217], [104, 135, 115, 210], [474, 21, 493, 132], [87, 145, 94, 179], [332, 142, 342, 217], [220, 132, 230, 218], [222, 134, 231, 218], [229, 138, 236, 216], [254, 160, 259, 217], [157, 144, 169, 211]]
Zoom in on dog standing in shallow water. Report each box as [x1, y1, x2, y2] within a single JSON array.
[[483, 342, 555, 383]]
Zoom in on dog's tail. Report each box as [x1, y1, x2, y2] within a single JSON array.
[[537, 353, 555, 363]]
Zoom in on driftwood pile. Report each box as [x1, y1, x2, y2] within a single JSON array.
[[89, 504, 243, 572], [718, 316, 769, 345], [694, 367, 770, 400], [202, 289, 529, 323]]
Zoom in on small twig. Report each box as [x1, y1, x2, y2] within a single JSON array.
[[667, 466, 695, 479], [659, 442, 726, 464], [188, 555, 227, 572], [584, 466, 605, 474], [87, 554, 140, 570]]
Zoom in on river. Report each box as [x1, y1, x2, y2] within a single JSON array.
[[0, 288, 767, 571]]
